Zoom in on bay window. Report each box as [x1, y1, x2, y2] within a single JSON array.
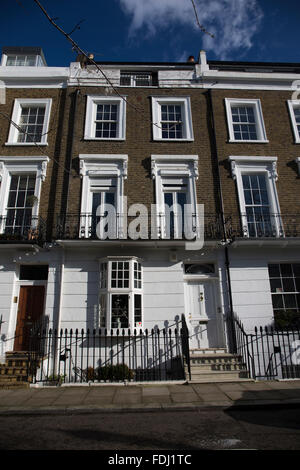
[[99, 258, 143, 330]]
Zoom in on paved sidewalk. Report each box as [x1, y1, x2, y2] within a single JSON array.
[[0, 380, 300, 414]]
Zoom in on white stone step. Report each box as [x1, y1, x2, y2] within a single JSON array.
[[188, 370, 249, 382], [190, 348, 227, 355], [189, 363, 247, 372]]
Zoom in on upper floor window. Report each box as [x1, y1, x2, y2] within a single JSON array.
[[225, 98, 268, 143], [120, 71, 158, 87], [0, 156, 49, 239], [229, 156, 281, 238], [287, 100, 300, 143], [6, 98, 52, 146], [79, 154, 128, 239], [84, 95, 126, 141], [151, 155, 199, 240], [151, 97, 194, 141]]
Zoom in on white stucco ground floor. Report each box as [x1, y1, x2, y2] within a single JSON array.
[[1, 240, 299, 363]]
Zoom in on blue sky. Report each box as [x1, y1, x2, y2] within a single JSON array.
[[1, 0, 300, 66]]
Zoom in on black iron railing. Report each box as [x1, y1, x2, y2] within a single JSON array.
[[56, 213, 223, 241], [28, 321, 190, 384], [225, 213, 300, 239], [0, 215, 46, 244], [233, 315, 300, 380]]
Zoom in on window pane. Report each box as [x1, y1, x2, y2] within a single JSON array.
[[134, 294, 142, 326], [270, 278, 282, 293], [111, 294, 129, 328], [280, 264, 293, 277], [268, 264, 280, 278]]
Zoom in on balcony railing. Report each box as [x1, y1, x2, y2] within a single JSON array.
[[225, 213, 300, 239], [56, 213, 223, 241], [0, 215, 46, 244]]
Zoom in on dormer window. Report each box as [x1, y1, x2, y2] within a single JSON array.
[[1, 47, 47, 67], [6, 55, 37, 66], [120, 71, 158, 87]]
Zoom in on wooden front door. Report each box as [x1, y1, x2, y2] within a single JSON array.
[[14, 286, 45, 351]]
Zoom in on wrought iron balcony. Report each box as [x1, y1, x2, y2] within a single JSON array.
[[225, 213, 300, 239], [56, 213, 224, 241], [0, 215, 46, 244]]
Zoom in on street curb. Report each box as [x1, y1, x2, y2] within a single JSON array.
[[0, 400, 300, 416]]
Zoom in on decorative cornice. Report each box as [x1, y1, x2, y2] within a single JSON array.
[[228, 156, 278, 181], [151, 155, 199, 180], [79, 154, 128, 179]]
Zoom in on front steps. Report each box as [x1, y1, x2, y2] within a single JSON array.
[[186, 348, 251, 383], [0, 352, 30, 389]]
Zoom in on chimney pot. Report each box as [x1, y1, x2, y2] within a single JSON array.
[[187, 55, 195, 63]]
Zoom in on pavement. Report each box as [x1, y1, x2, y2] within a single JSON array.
[[0, 380, 300, 414]]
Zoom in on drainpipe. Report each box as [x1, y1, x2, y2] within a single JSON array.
[[207, 89, 236, 353], [52, 89, 79, 375], [61, 89, 80, 220]]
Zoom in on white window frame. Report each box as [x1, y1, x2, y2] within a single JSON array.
[[6, 98, 52, 146], [228, 156, 282, 237], [287, 100, 300, 144], [84, 95, 126, 141], [99, 257, 143, 330], [120, 71, 155, 87], [151, 155, 199, 239], [225, 98, 268, 143], [79, 154, 128, 239], [151, 96, 194, 141], [1, 54, 44, 67], [0, 156, 49, 233]]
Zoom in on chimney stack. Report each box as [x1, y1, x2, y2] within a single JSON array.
[[198, 50, 209, 72]]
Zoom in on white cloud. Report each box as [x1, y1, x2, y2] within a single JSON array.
[[118, 0, 264, 59]]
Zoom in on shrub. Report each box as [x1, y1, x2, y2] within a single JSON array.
[[98, 364, 134, 381], [275, 310, 300, 329]]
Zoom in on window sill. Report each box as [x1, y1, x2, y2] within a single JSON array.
[[228, 139, 269, 144], [5, 142, 48, 146], [153, 138, 194, 142], [83, 137, 126, 141]]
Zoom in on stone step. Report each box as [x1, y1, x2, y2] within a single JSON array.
[[190, 355, 244, 365], [190, 348, 227, 355], [0, 381, 30, 389], [0, 374, 28, 383], [188, 377, 254, 384], [189, 363, 247, 372], [6, 360, 28, 368], [0, 367, 28, 376], [188, 370, 250, 382]]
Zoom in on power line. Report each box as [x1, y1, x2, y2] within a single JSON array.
[[0, 109, 72, 175], [32, 0, 180, 133], [190, 0, 215, 38]]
